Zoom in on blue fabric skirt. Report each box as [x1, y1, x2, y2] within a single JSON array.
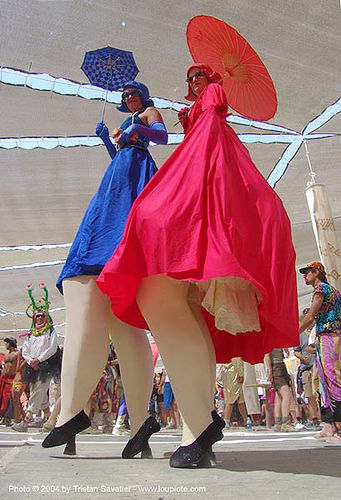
[[57, 146, 157, 293], [163, 381, 174, 410]]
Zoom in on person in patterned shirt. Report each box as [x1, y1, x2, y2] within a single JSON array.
[[299, 261, 341, 442]]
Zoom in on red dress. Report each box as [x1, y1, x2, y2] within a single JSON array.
[[97, 83, 299, 364]]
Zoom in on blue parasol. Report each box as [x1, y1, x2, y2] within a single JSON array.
[[81, 46, 139, 118]]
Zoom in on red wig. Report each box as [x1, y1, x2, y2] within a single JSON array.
[[185, 63, 222, 101]]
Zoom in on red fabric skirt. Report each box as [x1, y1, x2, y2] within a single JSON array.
[[0, 375, 14, 415], [97, 106, 299, 364]]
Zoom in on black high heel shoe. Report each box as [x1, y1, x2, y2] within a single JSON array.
[[211, 410, 225, 430], [42, 410, 91, 455], [169, 421, 223, 468], [122, 416, 161, 459], [208, 410, 226, 465]]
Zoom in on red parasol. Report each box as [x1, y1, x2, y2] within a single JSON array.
[[186, 15, 277, 121]]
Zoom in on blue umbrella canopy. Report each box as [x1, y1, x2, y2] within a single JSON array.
[[81, 46, 139, 91]]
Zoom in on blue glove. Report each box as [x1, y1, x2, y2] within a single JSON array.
[[95, 121, 116, 159], [96, 121, 110, 140], [119, 121, 168, 146]]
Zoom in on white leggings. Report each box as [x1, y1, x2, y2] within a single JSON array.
[[58, 276, 153, 437], [59, 274, 216, 445], [137, 274, 217, 444]]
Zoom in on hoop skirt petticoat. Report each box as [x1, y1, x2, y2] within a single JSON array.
[[97, 83, 299, 364]]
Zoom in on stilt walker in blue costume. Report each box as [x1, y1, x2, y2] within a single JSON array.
[[43, 82, 167, 455]]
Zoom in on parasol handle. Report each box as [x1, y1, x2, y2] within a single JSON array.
[[101, 88, 109, 121], [218, 71, 230, 84], [173, 102, 194, 127]]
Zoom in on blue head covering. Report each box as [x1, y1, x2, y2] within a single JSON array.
[[117, 81, 154, 113]]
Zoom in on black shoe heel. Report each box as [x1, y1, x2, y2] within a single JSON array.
[[169, 422, 223, 468], [170, 442, 214, 468], [197, 451, 213, 468], [211, 410, 225, 430], [141, 443, 153, 459], [122, 416, 160, 459], [42, 410, 90, 450], [209, 411, 224, 464], [63, 435, 76, 455], [207, 446, 217, 465]]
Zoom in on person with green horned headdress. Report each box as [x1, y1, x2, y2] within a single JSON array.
[[12, 283, 61, 431]]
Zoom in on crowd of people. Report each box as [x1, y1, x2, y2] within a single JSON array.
[[1, 274, 340, 441], [1, 62, 340, 468]]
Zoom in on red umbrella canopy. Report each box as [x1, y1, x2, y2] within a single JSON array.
[[187, 15, 277, 121]]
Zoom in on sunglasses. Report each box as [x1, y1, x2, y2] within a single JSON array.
[[186, 71, 205, 83], [122, 89, 141, 101], [35, 314, 45, 318]]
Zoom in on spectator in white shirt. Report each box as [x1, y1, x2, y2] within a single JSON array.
[[12, 309, 61, 432]]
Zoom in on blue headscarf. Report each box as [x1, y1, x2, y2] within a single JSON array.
[[117, 81, 154, 113]]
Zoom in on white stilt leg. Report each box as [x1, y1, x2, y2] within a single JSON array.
[[108, 314, 154, 437], [188, 288, 217, 408], [58, 276, 109, 426], [137, 275, 214, 445]]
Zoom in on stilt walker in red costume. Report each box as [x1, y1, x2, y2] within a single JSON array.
[[97, 63, 299, 468]]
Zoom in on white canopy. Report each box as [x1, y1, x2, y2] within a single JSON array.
[[1, 0, 340, 344]]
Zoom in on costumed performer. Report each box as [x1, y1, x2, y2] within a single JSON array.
[[97, 64, 299, 468], [16, 284, 61, 431], [43, 81, 167, 455]]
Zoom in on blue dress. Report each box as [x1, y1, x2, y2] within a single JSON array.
[[57, 113, 158, 293]]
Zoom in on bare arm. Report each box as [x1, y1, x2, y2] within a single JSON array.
[[264, 354, 273, 383], [294, 351, 311, 364], [158, 370, 166, 393], [119, 107, 167, 145], [299, 293, 323, 333], [18, 358, 27, 370], [142, 107, 165, 126], [234, 357, 244, 383]]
